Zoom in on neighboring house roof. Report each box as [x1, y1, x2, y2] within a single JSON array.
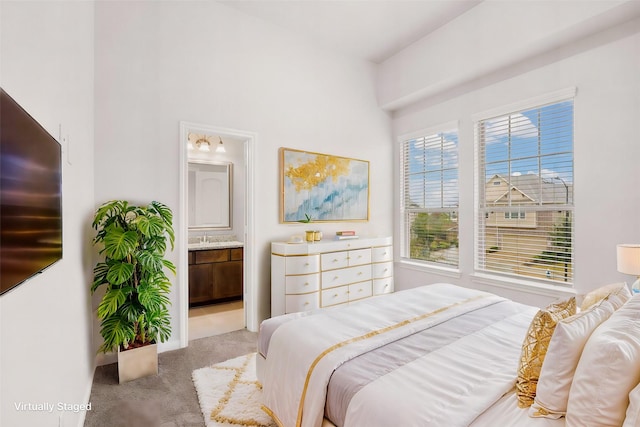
[[487, 173, 572, 205]]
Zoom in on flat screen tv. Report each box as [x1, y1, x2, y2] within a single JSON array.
[[1, 88, 63, 295]]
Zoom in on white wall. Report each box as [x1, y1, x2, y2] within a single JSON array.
[[93, 1, 392, 348], [390, 14, 640, 306], [377, 0, 640, 110], [0, 2, 95, 427]]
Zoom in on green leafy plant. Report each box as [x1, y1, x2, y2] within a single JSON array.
[[297, 213, 313, 223], [91, 200, 176, 353]]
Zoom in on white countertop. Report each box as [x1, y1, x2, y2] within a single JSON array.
[[188, 241, 244, 250]]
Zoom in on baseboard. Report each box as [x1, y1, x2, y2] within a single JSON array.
[[95, 351, 117, 367], [75, 372, 95, 427], [158, 338, 183, 353]]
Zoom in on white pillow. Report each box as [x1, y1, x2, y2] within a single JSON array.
[[566, 294, 640, 427], [623, 382, 640, 427], [529, 297, 616, 419]]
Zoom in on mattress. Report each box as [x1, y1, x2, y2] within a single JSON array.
[[259, 283, 547, 427]]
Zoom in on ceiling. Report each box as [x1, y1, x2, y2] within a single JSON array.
[[218, 0, 482, 63]]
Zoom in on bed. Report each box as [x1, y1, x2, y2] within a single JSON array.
[[257, 282, 640, 427]]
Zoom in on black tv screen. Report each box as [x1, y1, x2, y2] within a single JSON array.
[[1, 88, 63, 295]]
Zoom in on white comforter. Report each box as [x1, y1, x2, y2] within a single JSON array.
[[262, 283, 537, 427]]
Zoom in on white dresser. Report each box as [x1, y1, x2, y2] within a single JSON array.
[[271, 236, 393, 316]]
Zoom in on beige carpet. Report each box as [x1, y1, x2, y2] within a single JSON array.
[[192, 353, 276, 427]]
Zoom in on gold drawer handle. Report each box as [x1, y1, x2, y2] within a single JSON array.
[[358, 272, 363, 275], [304, 282, 309, 286], [334, 276, 339, 280], [384, 284, 389, 288], [304, 302, 310, 306], [333, 293, 338, 297], [332, 259, 338, 262]]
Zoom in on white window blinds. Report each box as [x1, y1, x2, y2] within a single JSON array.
[[476, 99, 574, 284], [401, 128, 459, 267]]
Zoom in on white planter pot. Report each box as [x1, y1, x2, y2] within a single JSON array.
[[117, 343, 158, 383]]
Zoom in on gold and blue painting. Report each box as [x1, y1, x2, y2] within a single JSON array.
[[280, 148, 369, 223]]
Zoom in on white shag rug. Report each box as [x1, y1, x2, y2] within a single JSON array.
[[192, 352, 276, 427]]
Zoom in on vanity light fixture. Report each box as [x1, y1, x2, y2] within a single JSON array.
[[187, 133, 212, 152], [215, 136, 226, 153], [197, 137, 211, 152]]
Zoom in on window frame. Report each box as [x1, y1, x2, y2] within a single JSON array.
[[399, 122, 460, 270], [473, 88, 576, 287]]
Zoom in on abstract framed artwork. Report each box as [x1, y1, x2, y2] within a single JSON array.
[[280, 148, 369, 223]]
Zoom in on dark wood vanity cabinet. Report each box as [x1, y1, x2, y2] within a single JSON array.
[[188, 247, 243, 306]]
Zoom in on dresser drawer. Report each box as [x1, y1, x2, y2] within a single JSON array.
[[348, 248, 371, 266], [272, 237, 393, 315], [195, 249, 228, 264], [349, 281, 372, 301], [321, 251, 349, 270], [322, 264, 371, 289], [321, 286, 350, 307], [285, 273, 320, 294], [373, 277, 394, 295], [285, 293, 320, 313], [285, 255, 320, 275], [372, 261, 393, 279], [372, 246, 392, 263]]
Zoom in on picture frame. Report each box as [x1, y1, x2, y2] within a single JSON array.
[[280, 147, 369, 223]]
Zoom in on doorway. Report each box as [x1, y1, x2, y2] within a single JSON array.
[[178, 122, 257, 348]]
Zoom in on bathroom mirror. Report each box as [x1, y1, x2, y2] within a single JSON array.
[[188, 161, 233, 229]]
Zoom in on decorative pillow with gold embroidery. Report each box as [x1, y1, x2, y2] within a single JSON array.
[[580, 282, 630, 312], [516, 297, 576, 408], [530, 297, 616, 418]]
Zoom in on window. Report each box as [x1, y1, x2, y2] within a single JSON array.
[[476, 97, 574, 285], [401, 127, 459, 267], [504, 212, 525, 220]]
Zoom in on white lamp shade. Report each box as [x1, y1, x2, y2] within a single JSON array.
[[616, 244, 640, 275]]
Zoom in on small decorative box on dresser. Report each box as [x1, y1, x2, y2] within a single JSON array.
[[271, 236, 393, 316]]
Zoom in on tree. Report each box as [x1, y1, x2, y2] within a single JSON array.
[[410, 212, 457, 261]]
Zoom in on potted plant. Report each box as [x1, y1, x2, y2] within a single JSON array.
[[91, 200, 176, 383]]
